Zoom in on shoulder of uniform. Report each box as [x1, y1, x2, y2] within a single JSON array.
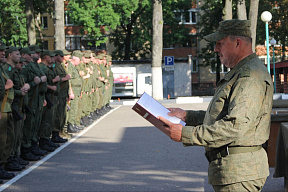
[[239, 66, 250, 78]]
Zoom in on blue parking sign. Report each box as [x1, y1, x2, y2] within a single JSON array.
[[164, 56, 174, 66]]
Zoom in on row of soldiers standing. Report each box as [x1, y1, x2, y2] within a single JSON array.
[[0, 44, 114, 183]]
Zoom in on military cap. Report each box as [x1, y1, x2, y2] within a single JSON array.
[[84, 50, 92, 54], [204, 19, 251, 42], [106, 55, 112, 63], [6, 46, 21, 54], [41, 50, 56, 57], [29, 45, 42, 53], [20, 47, 35, 55], [54, 50, 65, 56], [72, 50, 83, 59], [84, 52, 91, 58], [97, 54, 106, 60], [62, 49, 71, 55], [92, 53, 96, 57], [0, 44, 8, 51]]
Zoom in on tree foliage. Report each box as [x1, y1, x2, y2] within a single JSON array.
[[269, 0, 288, 61], [0, 0, 53, 46], [68, 0, 122, 47], [0, 0, 27, 46]]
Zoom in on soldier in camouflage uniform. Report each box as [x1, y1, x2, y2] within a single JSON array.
[[66, 54, 83, 132], [3, 48, 31, 172], [38, 50, 62, 152], [105, 55, 113, 110], [54, 50, 71, 142], [0, 46, 16, 180], [159, 20, 274, 191], [21, 45, 48, 160]]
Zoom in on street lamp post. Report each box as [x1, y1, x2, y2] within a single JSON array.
[[270, 38, 277, 93], [261, 11, 272, 74]]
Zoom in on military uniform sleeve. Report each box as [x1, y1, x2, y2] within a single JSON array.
[[182, 75, 272, 148], [185, 110, 206, 126]]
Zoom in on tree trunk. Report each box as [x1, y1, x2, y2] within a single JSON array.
[[54, 0, 65, 50], [249, 0, 259, 51], [152, 0, 163, 100], [223, 0, 232, 20], [25, 0, 36, 45], [237, 0, 247, 20]]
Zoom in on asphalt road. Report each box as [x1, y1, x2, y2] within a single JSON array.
[[0, 103, 284, 191]]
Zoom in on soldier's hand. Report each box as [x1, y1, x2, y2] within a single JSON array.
[[69, 92, 75, 100], [34, 76, 41, 85], [105, 86, 108, 90], [5, 79, 13, 90], [90, 70, 93, 74], [43, 100, 47, 106], [167, 108, 186, 122], [41, 76, 47, 83], [79, 71, 85, 76], [66, 74, 71, 80], [51, 86, 57, 92], [158, 116, 183, 142], [54, 75, 61, 82], [21, 83, 30, 92], [104, 79, 108, 83]]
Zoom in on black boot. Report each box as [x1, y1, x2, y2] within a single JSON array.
[[0, 163, 15, 179], [51, 131, 68, 143], [93, 111, 100, 119], [20, 147, 41, 161], [74, 124, 83, 130], [47, 139, 60, 148], [82, 116, 92, 126], [39, 138, 55, 152], [4, 156, 25, 171], [90, 112, 98, 120], [30, 142, 47, 156], [13, 154, 29, 166], [67, 124, 79, 133]]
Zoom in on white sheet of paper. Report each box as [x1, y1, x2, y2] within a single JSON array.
[[137, 92, 186, 126]]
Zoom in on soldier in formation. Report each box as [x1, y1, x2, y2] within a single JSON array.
[[0, 45, 114, 182]]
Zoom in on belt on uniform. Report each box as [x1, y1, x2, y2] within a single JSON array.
[[205, 145, 262, 163], [72, 85, 81, 87]]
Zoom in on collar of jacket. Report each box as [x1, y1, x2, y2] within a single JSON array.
[[223, 52, 256, 82]]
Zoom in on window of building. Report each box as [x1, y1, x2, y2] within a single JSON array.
[[41, 16, 48, 29], [43, 41, 49, 50], [210, 62, 229, 73], [65, 37, 81, 51], [65, 12, 76, 26], [189, 55, 198, 73], [174, 9, 197, 25]]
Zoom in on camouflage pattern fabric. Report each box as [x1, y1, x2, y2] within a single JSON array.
[[182, 53, 274, 185]]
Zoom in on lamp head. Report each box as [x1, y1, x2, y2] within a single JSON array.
[[261, 11, 272, 22]]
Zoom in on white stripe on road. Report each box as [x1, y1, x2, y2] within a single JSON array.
[[0, 106, 121, 191]]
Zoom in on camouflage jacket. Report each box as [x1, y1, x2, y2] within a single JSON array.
[[182, 53, 274, 185]]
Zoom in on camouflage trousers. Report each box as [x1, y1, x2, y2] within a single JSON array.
[[12, 117, 24, 156], [0, 113, 14, 164], [212, 178, 266, 192], [54, 97, 67, 132], [67, 95, 80, 125], [39, 104, 56, 139]]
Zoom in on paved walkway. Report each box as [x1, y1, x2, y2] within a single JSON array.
[[0, 102, 284, 191]]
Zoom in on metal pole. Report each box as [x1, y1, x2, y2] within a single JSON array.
[[273, 46, 276, 93], [265, 22, 270, 74]]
